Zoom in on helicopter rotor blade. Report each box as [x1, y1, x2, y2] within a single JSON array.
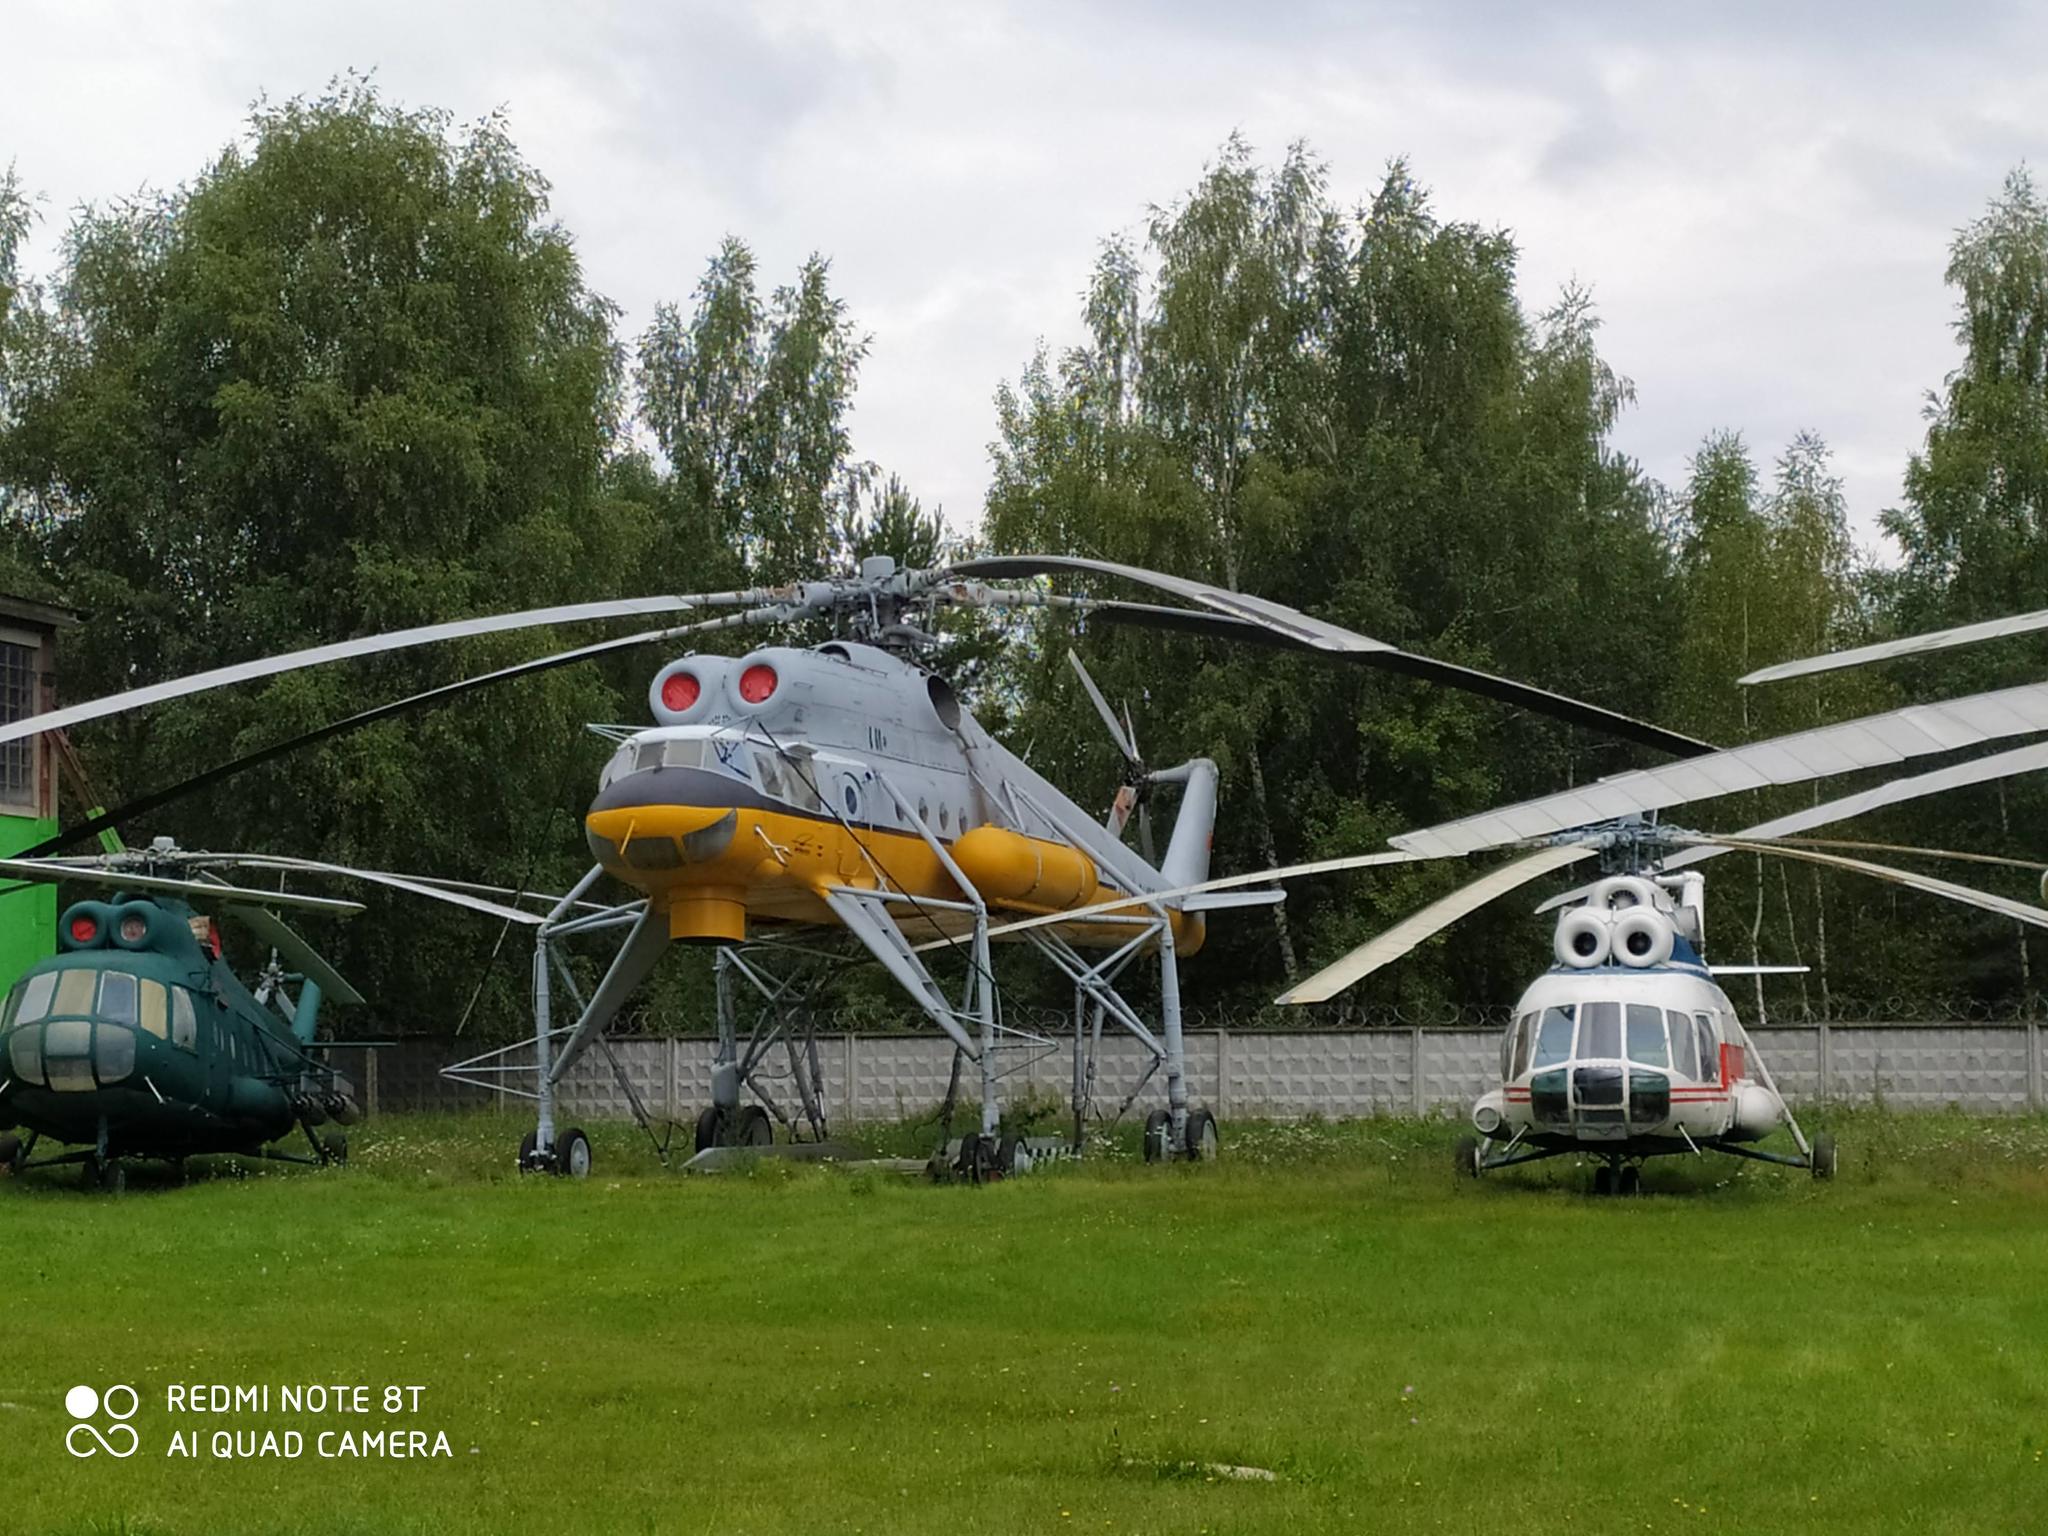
[[0, 588, 798, 749], [214, 895, 366, 1006], [1741, 607, 2048, 686], [1534, 737, 2048, 913], [1066, 651, 1139, 762], [1274, 844, 1600, 1006], [19, 611, 773, 859], [190, 856, 546, 926], [1391, 680, 2048, 861], [1718, 836, 2047, 873], [912, 847, 1437, 954], [1670, 834, 2048, 933], [0, 858, 364, 915], [955, 556, 1716, 759]]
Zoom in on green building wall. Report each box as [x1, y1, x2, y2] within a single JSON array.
[[0, 813, 57, 995]]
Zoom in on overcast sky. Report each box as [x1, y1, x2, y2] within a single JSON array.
[[9, 1, 2045, 558]]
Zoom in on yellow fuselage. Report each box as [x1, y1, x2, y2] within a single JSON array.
[[585, 773, 1200, 953]]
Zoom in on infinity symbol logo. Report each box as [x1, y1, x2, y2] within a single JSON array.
[[65, 1384, 139, 1459], [66, 1421, 139, 1458]]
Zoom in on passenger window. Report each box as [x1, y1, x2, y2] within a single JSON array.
[[99, 972, 138, 1025], [138, 980, 167, 1039], [13, 972, 55, 1026], [1531, 1005, 1576, 1068], [1666, 1009, 1698, 1078], [1694, 1014, 1718, 1081], [1578, 1001, 1621, 1060], [1625, 1003, 1669, 1067], [171, 989, 197, 1051]]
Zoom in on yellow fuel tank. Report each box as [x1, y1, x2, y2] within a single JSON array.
[[952, 827, 1101, 912]]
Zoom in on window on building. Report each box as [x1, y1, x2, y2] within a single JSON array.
[[0, 639, 34, 809]]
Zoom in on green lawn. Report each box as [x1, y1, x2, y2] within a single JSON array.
[[3, 1110, 2047, 1535]]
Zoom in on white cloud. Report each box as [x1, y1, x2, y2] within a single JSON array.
[[9, 0, 2046, 556]]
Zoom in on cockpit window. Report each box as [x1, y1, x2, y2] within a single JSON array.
[[53, 970, 95, 1017], [1511, 1014, 1536, 1078], [1577, 1000, 1621, 1060], [1530, 1005, 1576, 1069], [9, 972, 54, 1027], [662, 738, 704, 769], [1625, 1003, 1669, 1067], [1694, 1013, 1719, 1081], [138, 980, 167, 1039], [99, 971, 138, 1025], [1666, 1009, 1699, 1078]]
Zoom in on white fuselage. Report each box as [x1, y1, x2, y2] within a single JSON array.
[[1471, 962, 1781, 1152]]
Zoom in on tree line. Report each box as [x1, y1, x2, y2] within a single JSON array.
[[0, 83, 2041, 1035]]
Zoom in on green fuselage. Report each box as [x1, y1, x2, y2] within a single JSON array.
[[0, 896, 331, 1160]]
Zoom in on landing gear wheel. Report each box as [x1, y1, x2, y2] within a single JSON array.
[[1810, 1133, 1838, 1180], [321, 1133, 348, 1168], [518, 1129, 540, 1174], [86, 1157, 125, 1194], [1454, 1134, 1482, 1179], [0, 1133, 19, 1174], [735, 1105, 773, 1148], [694, 1105, 729, 1152], [1183, 1109, 1219, 1163], [1593, 1164, 1615, 1197], [995, 1134, 1026, 1178], [554, 1127, 592, 1179], [957, 1132, 987, 1184], [1142, 1110, 1171, 1164], [1618, 1165, 1642, 1197]]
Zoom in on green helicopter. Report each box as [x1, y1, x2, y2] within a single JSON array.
[[0, 858, 370, 1189]]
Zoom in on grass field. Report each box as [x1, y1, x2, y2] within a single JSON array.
[[4, 1109, 2048, 1535]]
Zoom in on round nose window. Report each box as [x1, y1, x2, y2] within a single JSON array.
[[843, 782, 861, 817]]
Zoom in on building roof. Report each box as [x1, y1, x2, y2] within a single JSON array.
[[0, 594, 80, 632]]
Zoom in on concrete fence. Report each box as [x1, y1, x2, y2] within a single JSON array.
[[333, 1021, 2048, 1124]]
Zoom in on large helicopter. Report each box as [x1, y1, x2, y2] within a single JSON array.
[[0, 553, 1716, 1178], [0, 841, 554, 1188]]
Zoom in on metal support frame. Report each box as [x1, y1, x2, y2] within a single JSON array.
[[440, 778, 1211, 1170], [709, 940, 846, 1143]]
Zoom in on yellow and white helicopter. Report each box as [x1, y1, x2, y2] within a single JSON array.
[[0, 553, 1714, 1178]]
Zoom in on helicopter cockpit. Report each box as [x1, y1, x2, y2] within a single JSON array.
[[2, 902, 205, 1095]]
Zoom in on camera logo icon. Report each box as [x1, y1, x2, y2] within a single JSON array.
[[65, 1384, 139, 1458]]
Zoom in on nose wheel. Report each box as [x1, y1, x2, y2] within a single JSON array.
[[1592, 1160, 1642, 1197]]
